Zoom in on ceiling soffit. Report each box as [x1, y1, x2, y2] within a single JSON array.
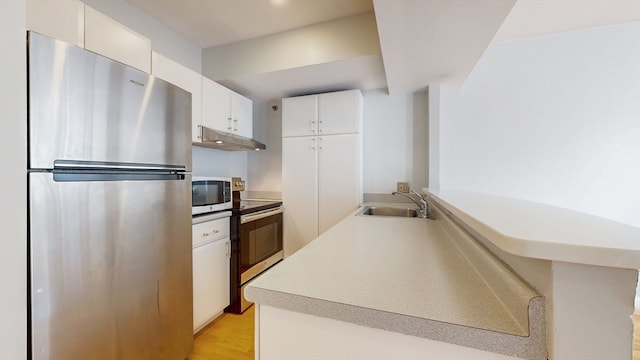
[[373, 0, 516, 94], [126, 0, 374, 48]]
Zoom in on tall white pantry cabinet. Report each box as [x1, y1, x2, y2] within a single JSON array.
[[281, 89, 363, 257]]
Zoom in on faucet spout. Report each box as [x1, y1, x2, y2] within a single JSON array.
[[391, 191, 430, 219]]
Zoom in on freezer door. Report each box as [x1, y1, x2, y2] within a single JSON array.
[[28, 32, 191, 170], [29, 173, 193, 360]]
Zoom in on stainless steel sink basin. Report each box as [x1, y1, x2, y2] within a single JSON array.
[[358, 206, 418, 218]]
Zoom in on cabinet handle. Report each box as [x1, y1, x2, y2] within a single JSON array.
[[233, 119, 238, 131], [212, 229, 219, 233], [318, 120, 323, 133], [228, 117, 233, 131], [311, 138, 315, 150], [311, 121, 316, 133], [319, 137, 323, 150], [202, 232, 210, 237]]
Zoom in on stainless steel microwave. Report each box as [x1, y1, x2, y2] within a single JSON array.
[[192, 177, 232, 215]]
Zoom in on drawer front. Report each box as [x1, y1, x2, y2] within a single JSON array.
[[192, 217, 230, 248]]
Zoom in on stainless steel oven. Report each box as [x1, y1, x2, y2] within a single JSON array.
[[240, 206, 283, 278], [227, 200, 283, 313]]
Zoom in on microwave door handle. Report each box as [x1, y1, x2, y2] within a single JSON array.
[[240, 207, 284, 224]]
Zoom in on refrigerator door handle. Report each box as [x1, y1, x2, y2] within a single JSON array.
[[52, 170, 186, 182], [54, 159, 186, 172]]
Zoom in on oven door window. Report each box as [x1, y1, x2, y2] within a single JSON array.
[[240, 213, 282, 271]]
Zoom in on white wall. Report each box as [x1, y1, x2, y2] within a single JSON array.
[[81, 0, 202, 72], [247, 90, 429, 197], [363, 89, 429, 194], [440, 21, 640, 228], [428, 85, 440, 188], [248, 101, 283, 194], [202, 12, 380, 81], [0, 0, 27, 358], [192, 146, 248, 180]]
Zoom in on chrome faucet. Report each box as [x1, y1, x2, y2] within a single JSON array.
[[392, 190, 430, 219]]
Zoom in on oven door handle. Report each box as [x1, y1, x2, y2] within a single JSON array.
[[240, 206, 284, 224]]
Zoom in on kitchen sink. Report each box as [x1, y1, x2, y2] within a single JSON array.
[[358, 206, 418, 218]]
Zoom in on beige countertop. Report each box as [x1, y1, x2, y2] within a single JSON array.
[[246, 203, 546, 359], [426, 189, 640, 268]]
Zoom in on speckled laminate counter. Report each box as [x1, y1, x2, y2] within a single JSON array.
[[426, 189, 640, 268], [245, 204, 546, 359]]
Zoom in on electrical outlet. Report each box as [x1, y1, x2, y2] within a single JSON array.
[[397, 182, 410, 193]]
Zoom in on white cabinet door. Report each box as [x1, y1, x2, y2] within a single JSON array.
[[201, 79, 254, 138], [318, 90, 363, 135], [192, 238, 230, 332], [231, 92, 253, 139], [202, 78, 232, 133], [84, 6, 151, 72], [318, 134, 361, 234], [26, 0, 84, 47], [282, 95, 318, 137], [282, 137, 318, 257], [191, 217, 230, 248], [151, 52, 202, 142]]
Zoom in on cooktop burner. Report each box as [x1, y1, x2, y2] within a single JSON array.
[[233, 199, 282, 215]]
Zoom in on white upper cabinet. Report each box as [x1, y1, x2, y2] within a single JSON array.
[[282, 90, 362, 138], [151, 52, 202, 142], [202, 77, 233, 134], [27, 0, 151, 72], [26, 0, 84, 47], [282, 95, 318, 137], [318, 90, 363, 136], [230, 91, 253, 139], [85, 7, 151, 72], [202, 78, 253, 139]]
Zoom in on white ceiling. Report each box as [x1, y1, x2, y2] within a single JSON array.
[[220, 54, 387, 102], [373, 0, 516, 94], [126, 0, 640, 100], [493, 0, 640, 43], [126, 0, 374, 48]]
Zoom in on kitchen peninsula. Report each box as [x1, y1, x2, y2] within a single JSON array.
[[246, 190, 640, 360]]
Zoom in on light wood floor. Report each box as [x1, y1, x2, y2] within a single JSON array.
[[188, 308, 640, 359], [187, 306, 255, 360], [634, 314, 640, 360]]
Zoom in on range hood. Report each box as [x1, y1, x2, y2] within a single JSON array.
[[196, 125, 266, 151]]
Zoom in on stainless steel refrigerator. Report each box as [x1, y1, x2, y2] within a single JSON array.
[[27, 32, 193, 359]]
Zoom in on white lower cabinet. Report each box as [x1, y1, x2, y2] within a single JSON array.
[[282, 134, 361, 257], [317, 134, 361, 234], [256, 306, 522, 360], [282, 137, 319, 257], [192, 216, 230, 333]]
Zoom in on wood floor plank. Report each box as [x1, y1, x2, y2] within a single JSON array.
[[187, 306, 255, 360], [634, 314, 640, 360]]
